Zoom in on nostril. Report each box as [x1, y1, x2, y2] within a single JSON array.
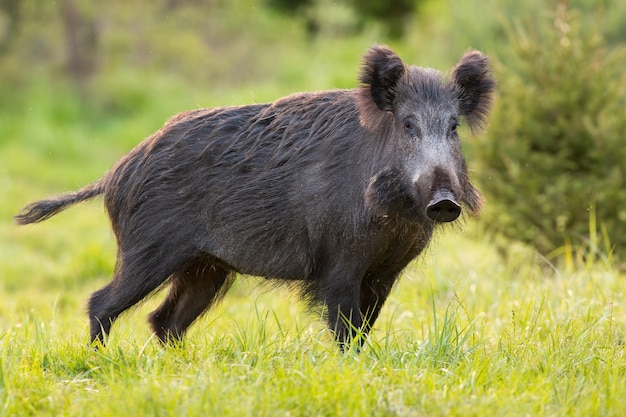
[[426, 200, 461, 222], [426, 190, 461, 222]]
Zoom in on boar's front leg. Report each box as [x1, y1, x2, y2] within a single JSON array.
[[318, 262, 368, 351], [359, 266, 403, 336]]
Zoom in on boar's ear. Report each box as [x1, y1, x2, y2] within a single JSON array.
[[452, 51, 495, 133], [359, 45, 405, 112]]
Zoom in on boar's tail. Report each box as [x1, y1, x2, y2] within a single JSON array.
[[15, 180, 104, 225]]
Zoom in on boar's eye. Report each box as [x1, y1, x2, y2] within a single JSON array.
[[403, 118, 420, 137], [450, 120, 460, 134]]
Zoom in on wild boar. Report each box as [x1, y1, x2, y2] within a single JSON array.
[[16, 45, 495, 349]]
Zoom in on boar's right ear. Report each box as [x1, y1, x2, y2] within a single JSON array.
[[452, 51, 496, 133], [359, 45, 405, 112]]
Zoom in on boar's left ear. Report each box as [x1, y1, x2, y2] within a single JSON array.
[[452, 51, 496, 133], [359, 45, 405, 112]]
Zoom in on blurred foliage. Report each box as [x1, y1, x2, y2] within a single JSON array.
[[0, 0, 309, 98], [473, 3, 626, 262], [266, 0, 420, 38]]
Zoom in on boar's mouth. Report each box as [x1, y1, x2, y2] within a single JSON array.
[[425, 189, 461, 222], [364, 168, 421, 219]]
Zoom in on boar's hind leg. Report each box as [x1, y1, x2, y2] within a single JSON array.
[[148, 259, 232, 344], [88, 248, 189, 346]]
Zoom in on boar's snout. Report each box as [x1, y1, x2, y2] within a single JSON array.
[[426, 189, 461, 222]]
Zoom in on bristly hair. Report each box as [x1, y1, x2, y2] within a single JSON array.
[[450, 51, 496, 134]]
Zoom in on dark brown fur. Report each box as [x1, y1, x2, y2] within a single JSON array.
[[16, 46, 495, 350]]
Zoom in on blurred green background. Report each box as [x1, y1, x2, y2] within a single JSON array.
[[1, 0, 625, 268]]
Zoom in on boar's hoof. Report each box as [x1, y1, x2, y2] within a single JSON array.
[[426, 189, 461, 222]]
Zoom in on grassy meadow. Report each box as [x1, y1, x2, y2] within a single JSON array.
[[2, 0, 626, 416]]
